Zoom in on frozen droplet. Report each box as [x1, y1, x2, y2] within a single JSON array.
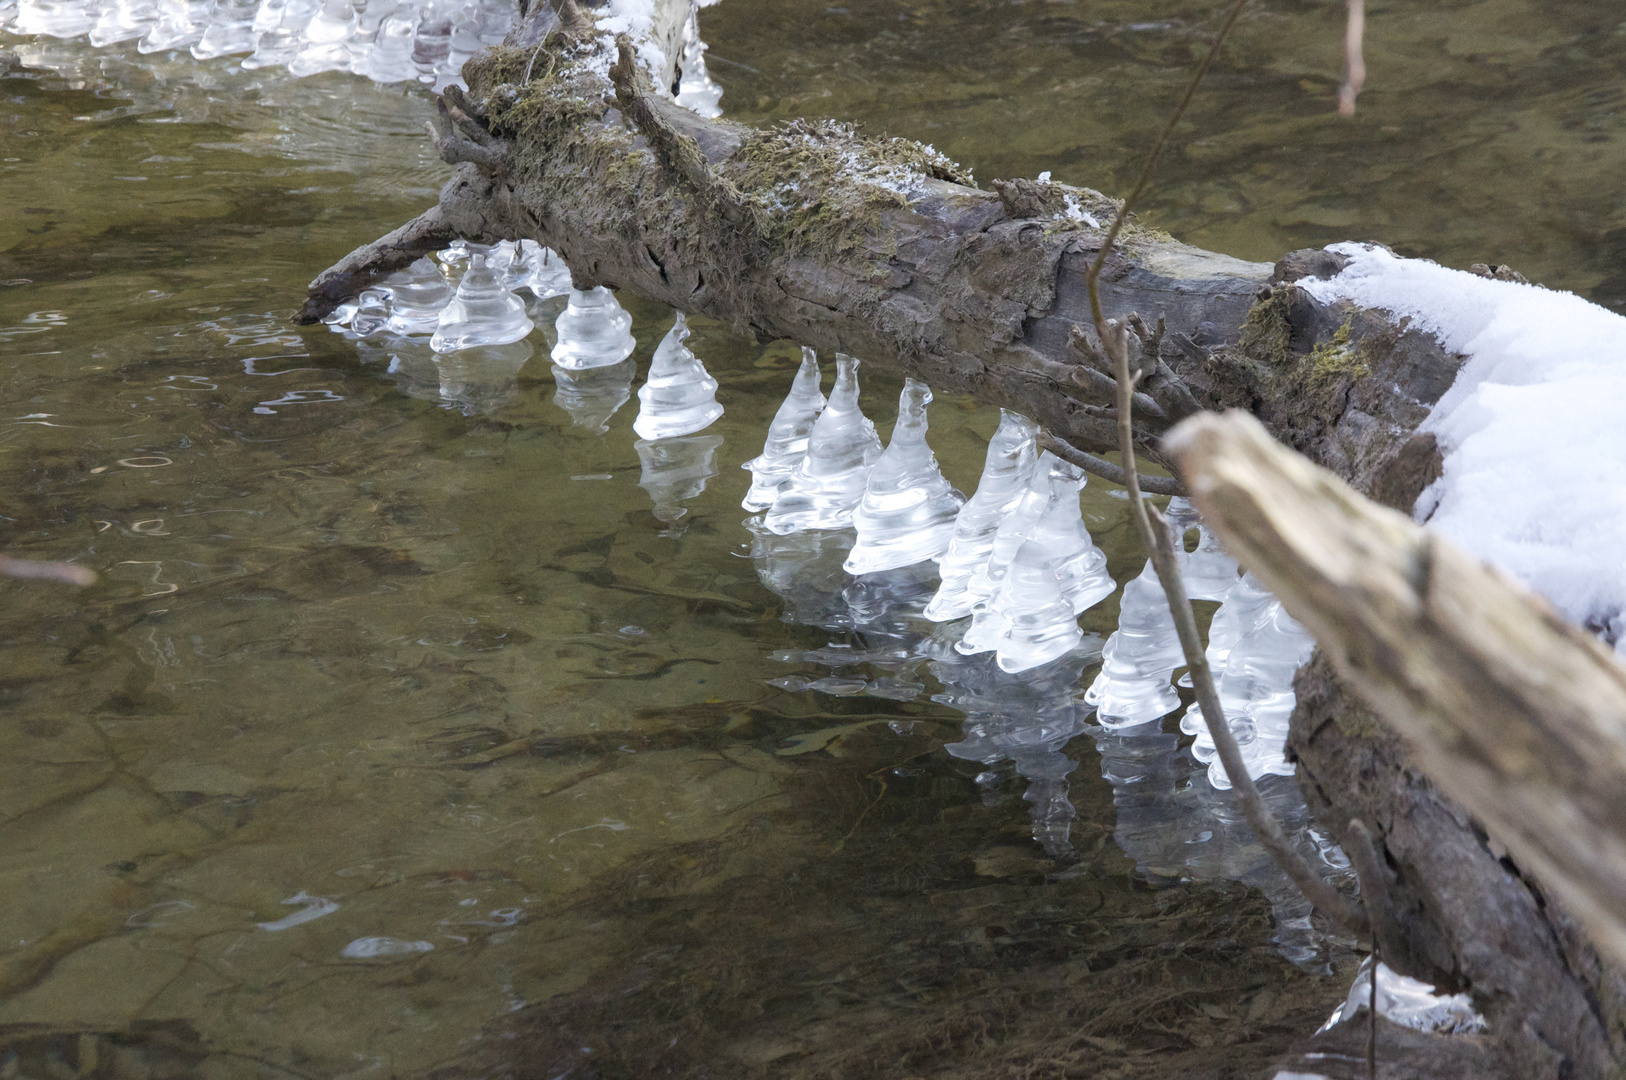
[[365, 3, 418, 81], [340, 936, 434, 959], [139, 0, 210, 51], [380, 257, 454, 336], [761, 352, 882, 534], [633, 311, 723, 439], [551, 286, 635, 371], [741, 347, 825, 512], [955, 451, 1068, 656], [189, 0, 259, 56], [429, 254, 534, 353], [1086, 559, 1186, 727], [636, 434, 723, 534], [1164, 496, 1238, 602], [16, 0, 98, 37], [844, 377, 964, 574], [924, 409, 1039, 621], [409, 2, 450, 82], [287, 0, 354, 74], [551, 357, 634, 433], [513, 240, 572, 300], [242, 0, 314, 64], [673, 5, 722, 118], [88, 0, 159, 45]]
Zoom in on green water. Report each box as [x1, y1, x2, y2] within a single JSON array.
[[1, 1, 1617, 1075]]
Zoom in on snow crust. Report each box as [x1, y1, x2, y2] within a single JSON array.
[[1297, 242, 1626, 653]]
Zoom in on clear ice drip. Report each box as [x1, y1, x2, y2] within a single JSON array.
[[981, 464, 1115, 673], [1084, 559, 1187, 726], [550, 358, 635, 434], [429, 253, 534, 353], [1164, 496, 1238, 602], [954, 451, 1069, 656], [3, 0, 521, 88], [551, 286, 636, 371], [633, 311, 723, 440], [760, 353, 882, 534], [379, 256, 453, 336], [1179, 575, 1315, 790], [843, 377, 964, 575], [432, 340, 532, 415], [924, 410, 1040, 621], [1322, 957, 1487, 1034], [672, 4, 722, 118], [511, 240, 572, 300], [740, 347, 825, 512], [636, 434, 724, 536]]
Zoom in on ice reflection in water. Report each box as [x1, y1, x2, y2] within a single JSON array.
[[635, 432, 723, 535]]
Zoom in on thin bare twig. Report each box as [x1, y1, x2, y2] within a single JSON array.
[[1080, 0, 1370, 937], [1037, 433, 1187, 496], [1339, 0, 1367, 118]]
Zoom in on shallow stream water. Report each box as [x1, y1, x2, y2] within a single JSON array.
[[1, 1, 1621, 1076]]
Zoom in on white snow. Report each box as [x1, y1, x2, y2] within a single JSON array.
[[1297, 242, 1626, 654]]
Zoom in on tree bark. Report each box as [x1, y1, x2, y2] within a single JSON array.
[[300, 3, 1626, 1075]]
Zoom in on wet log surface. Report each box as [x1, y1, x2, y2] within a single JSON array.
[[303, 2, 1626, 1075]]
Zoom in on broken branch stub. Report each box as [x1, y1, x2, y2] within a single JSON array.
[[1166, 409, 1626, 970]]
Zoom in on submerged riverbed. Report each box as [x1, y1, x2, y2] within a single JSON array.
[[1, 1, 1620, 1076]]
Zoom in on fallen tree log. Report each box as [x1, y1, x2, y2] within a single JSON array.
[[300, 2, 1626, 1075]]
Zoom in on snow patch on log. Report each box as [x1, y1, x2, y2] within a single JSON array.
[[1297, 242, 1626, 653]]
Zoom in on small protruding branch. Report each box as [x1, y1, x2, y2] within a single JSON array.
[[0, 555, 96, 587], [297, 205, 458, 324], [1345, 818, 1417, 977], [428, 97, 513, 171], [1038, 433, 1187, 497]]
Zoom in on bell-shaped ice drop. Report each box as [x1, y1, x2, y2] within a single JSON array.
[[924, 410, 1039, 621], [365, 5, 418, 82], [1164, 496, 1239, 602], [673, 7, 723, 118], [954, 451, 1070, 655], [761, 353, 882, 534], [429, 254, 534, 353], [551, 358, 635, 434], [17, 0, 97, 38], [189, 0, 260, 57], [637, 434, 724, 535], [843, 378, 964, 575], [741, 347, 825, 512], [511, 240, 573, 300], [288, 0, 355, 75], [381, 257, 454, 336], [551, 286, 636, 371], [1086, 559, 1187, 727], [138, 0, 209, 51], [89, 0, 159, 46], [986, 470, 1115, 672], [632, 312, 723, 439], [241, 0, 314, 66]]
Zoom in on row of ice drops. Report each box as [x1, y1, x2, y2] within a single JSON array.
[[328, 240, 1317, 790], [1, 0, 519, 89]]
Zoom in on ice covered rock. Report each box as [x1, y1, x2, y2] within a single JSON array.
[[741, 346, 825, 512], [551, 286, 635, 371], [378, 257, 453, 336], [1180, 582, 1315, 790], [761, 352, 882, 534], [984, 466, 1115, 672], [429, 253, 534, 353], [637, 434, 724, 535], [843, 377, 964, 575], [633, 311, 723, 439], [924, 409, 1039, 621], [550, 358, 634, 433], [1086, 559, 1187, 727]]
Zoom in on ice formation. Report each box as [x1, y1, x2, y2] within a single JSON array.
[[1296, 242, 1626, 654], [740, 348, 826, 512], [432, 340, 532, 414], [1179, 576, 1315, 790], [551, 286, 636, 371], [511, 240, 573, 300], [2, 0, 728, 101], [954, 451, 1072, 656], [633, 311, 723, 440], [1085, 559, 1187, 726], [1163, 496, 1238, 602], [1322, 957, 1486, 1034], [760, 353, 882, 534], [636, 434, 723, 534], [550, 357, 635, 433], [843, 377, 964, 575], [923, 410, 1040, 622], [379, 257, 453, 337], [429, 253, 534, 353], [982, 466, 1115, 672]]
